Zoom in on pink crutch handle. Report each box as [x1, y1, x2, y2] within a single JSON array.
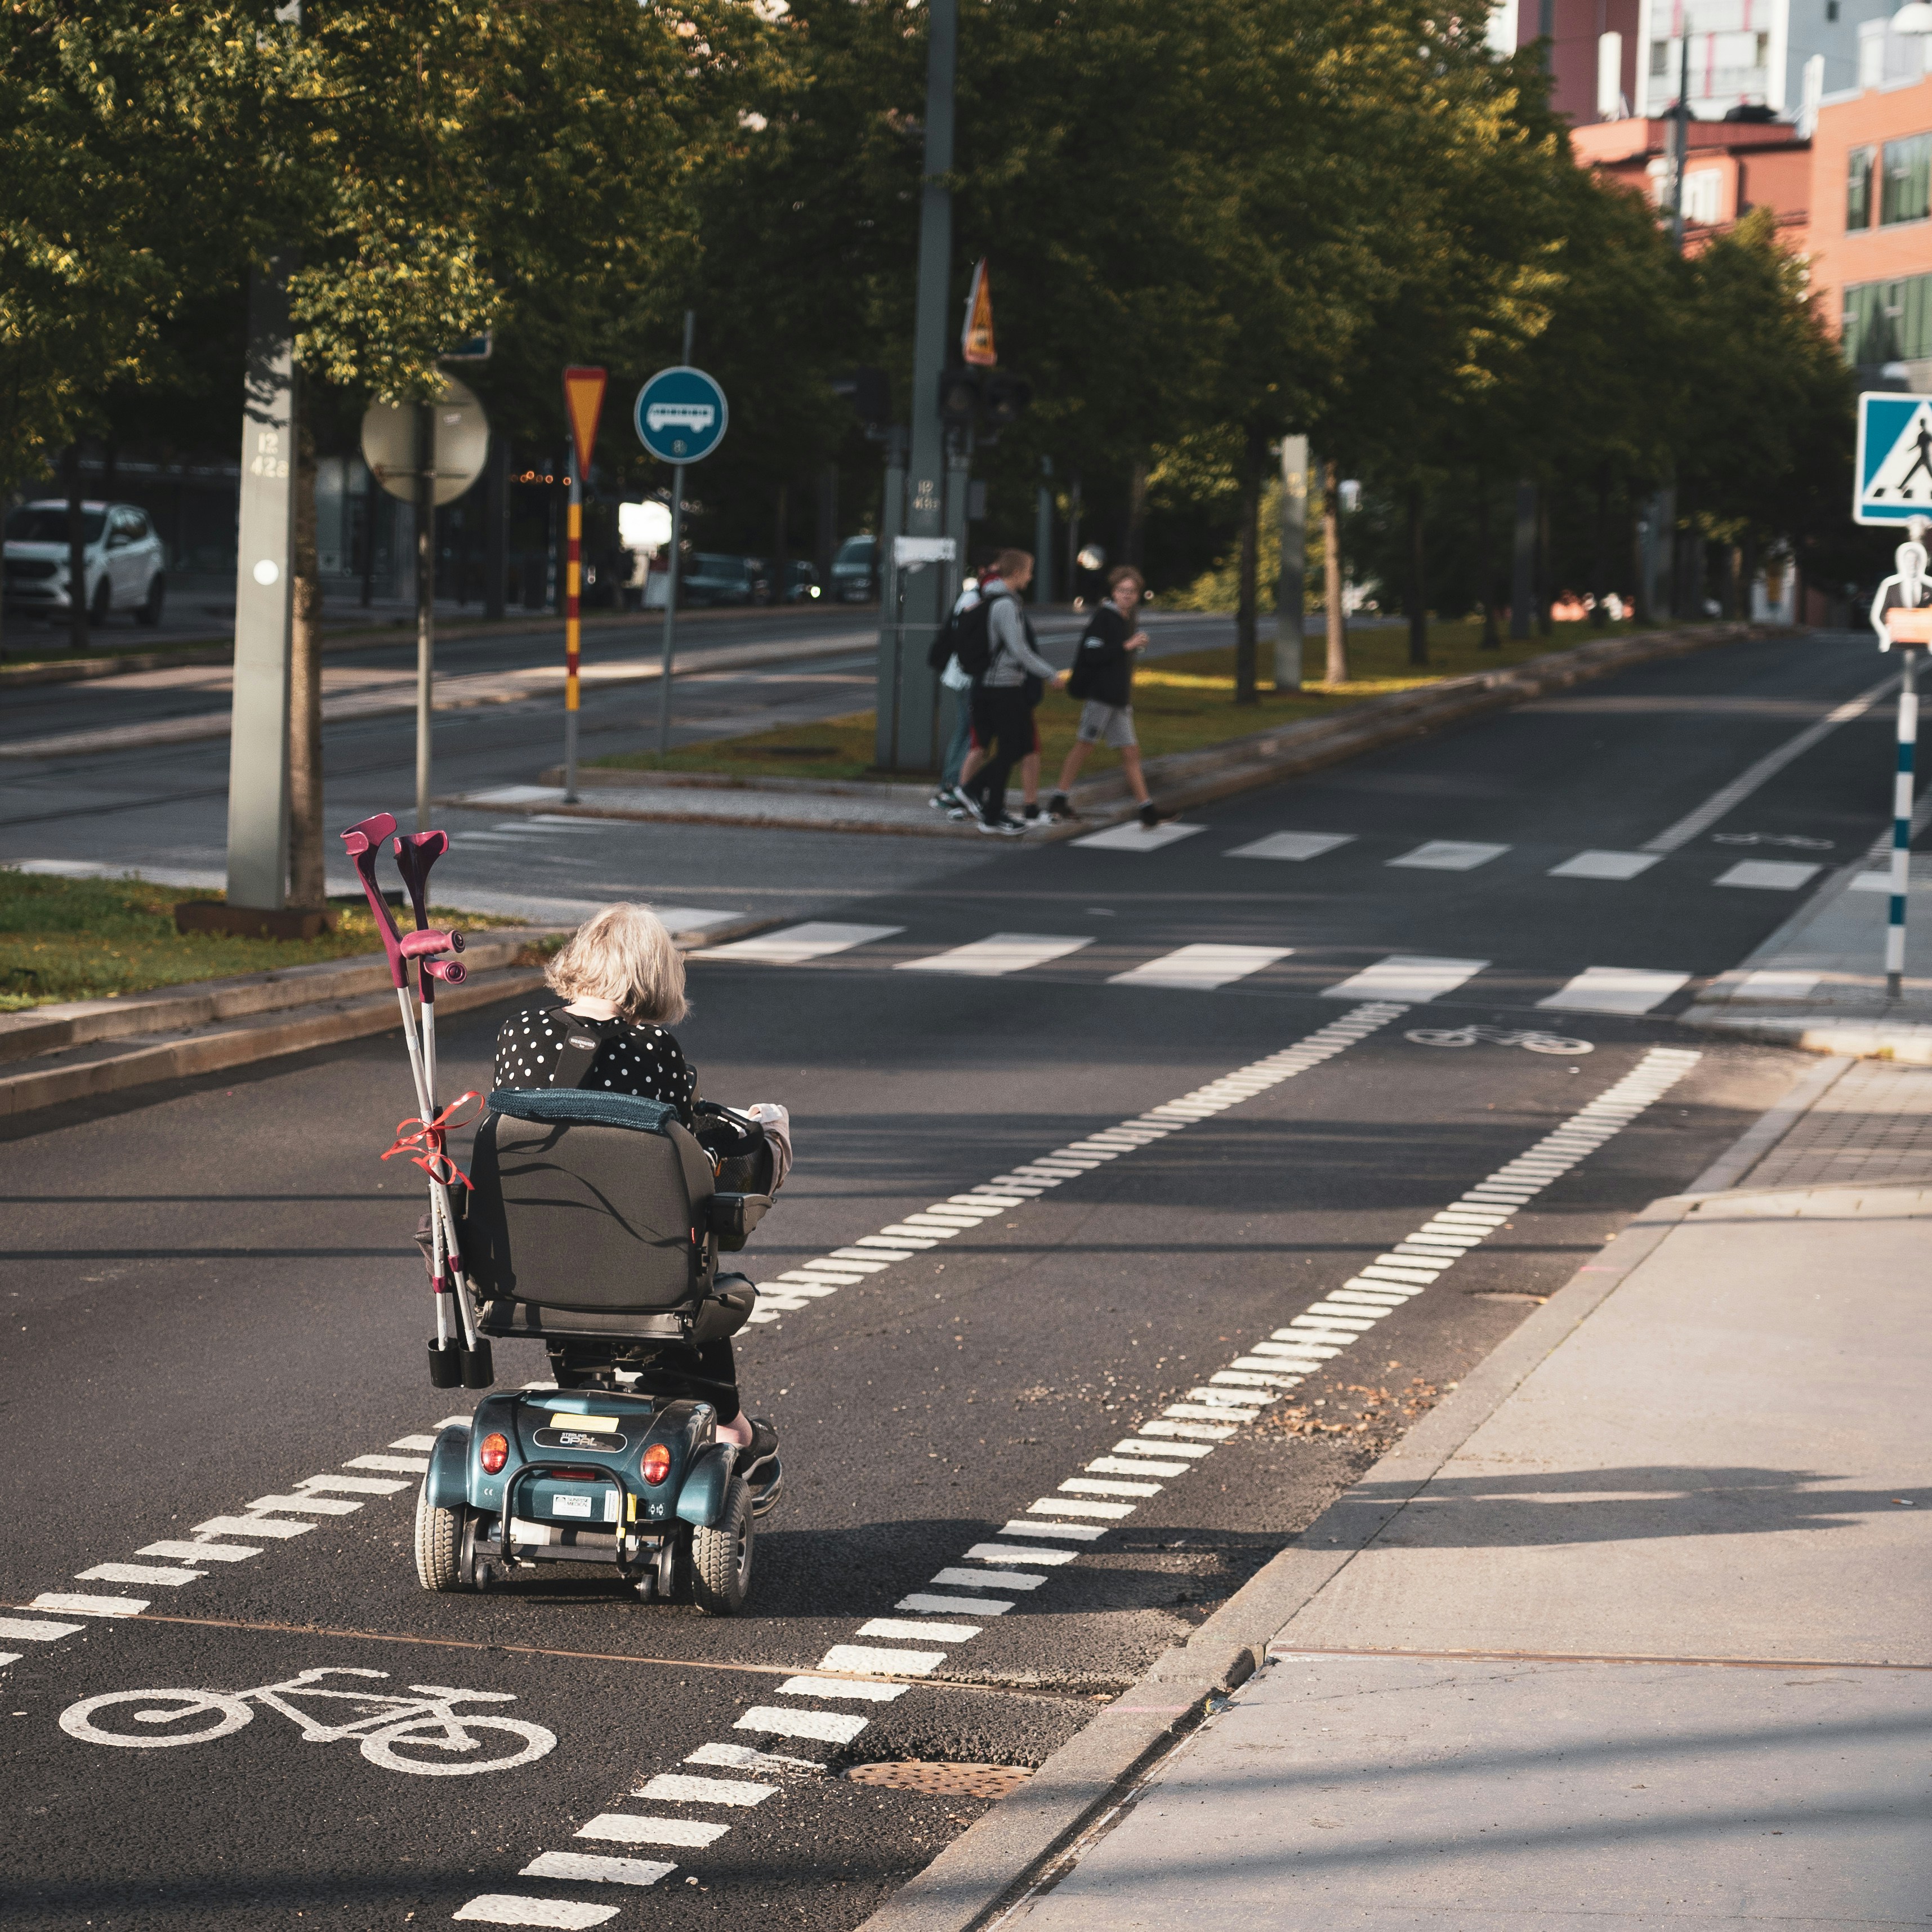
[[339, 813, 407, 988], [422, 958, 467, 985], [399, 928, 465, 960]]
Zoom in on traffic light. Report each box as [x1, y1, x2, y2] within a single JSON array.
[[934, 367, 1032, 441], [831, 367, 891, 432]]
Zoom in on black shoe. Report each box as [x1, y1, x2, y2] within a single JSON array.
[[977, 813, 1025, 837], [957, 785, 988, 824], [1139, 801, 1162, 828], [929, 787, 957, 812], [1023, 802, 1042, 822], [737, 1416, 779, 1470], [1047, 792, 1078, 822]]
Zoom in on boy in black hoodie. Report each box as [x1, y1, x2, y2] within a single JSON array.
[[1046, 565, 1158, 826]]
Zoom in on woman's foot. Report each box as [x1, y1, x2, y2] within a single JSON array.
[[718, 1413, 753, 1448]]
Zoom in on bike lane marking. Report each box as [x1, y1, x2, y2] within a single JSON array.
[[449, 1039, 1702, 1926]]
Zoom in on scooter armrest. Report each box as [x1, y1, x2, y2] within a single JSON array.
[[706, 1193, 771, 1251]]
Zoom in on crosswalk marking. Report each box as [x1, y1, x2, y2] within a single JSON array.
[[704, 921, 903, 965], [1537, 965, 1692, 1015], [1549, 849, 1661, 881], [1735, 968, 1822, 1000], [1714, 859, 1822, 891], [1072, 820, 1207, 851], [1107, 943, 1290, 990], [453, 1899, 618, 1927], [1224, 831, 1355, 862], [895, 932, 1093, 976], [521, 1850, 679, 1887], [1387, 840, 1509, 872], [1320, 954, 1489, 1002]]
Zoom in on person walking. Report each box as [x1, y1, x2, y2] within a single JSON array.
[[959, 548, 1065, 836], [928, 572, 984, 816], [1047, 565, 1158, 827]]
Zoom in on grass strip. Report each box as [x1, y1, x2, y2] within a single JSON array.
[[0, 868, 526, 1010], [587, 616, 1665, 786]]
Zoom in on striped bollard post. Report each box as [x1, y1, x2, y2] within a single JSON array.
[[563, 467, 582, 803], [1888, 646, 1918, 1000]]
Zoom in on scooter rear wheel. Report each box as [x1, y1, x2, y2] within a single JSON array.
[[413, 1483, 463, 1591], [689, 1477, 754, 1616]]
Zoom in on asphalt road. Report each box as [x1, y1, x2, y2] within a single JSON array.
[[0, 626, 1907, 1929]]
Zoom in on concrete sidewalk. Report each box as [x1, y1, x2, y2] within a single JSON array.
[[1001, 1081, 1931, 1930]]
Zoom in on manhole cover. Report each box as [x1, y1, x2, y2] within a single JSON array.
[[845, 1761, 1032, 1799]]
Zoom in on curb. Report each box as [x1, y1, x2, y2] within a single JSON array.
[[0, 966, 549, 1119], [0, 931, 548, 1066], [514, 623, 1766, 842], [854, 1038, 1830, 1932]]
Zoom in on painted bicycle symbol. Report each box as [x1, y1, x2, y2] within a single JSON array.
[[59, 1666, 555, 1777], [1406, 1024, 1594, 1056]]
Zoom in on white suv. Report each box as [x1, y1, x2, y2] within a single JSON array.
[[3, 499, 167, 629]]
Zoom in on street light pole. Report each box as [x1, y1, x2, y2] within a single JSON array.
[[876, 0, 957, 773]]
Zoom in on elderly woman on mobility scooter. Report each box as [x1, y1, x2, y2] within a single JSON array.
[[414, 902, 789, 1613]]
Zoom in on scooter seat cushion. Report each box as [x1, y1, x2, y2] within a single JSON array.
[[489, 1088, 679, 1134]]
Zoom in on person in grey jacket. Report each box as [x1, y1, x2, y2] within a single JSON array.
[[960, 548, 1066, 834]]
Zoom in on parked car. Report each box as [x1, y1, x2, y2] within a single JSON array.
[[749, 560, 822, 604], [3, 499, 166, 627], [830, 533, 877, 603], [680, 552, 762, 608]]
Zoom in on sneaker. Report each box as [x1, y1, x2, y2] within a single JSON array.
[[929, 787, 957, 812], [1138, 801, 1162, 829], [957, 785, 988, 824], [1023, 802, 1042, 823], [1046, 792, 1078, 822], [945, 802, 969, 822], [976, 813, 1025, 837]]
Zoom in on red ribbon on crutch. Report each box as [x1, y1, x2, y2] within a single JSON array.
[[380, 1091, 484, 1190]]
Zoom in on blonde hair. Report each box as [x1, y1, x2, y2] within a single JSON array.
[[545, 903, 690, 1024], [993, 547, 1034, 581]]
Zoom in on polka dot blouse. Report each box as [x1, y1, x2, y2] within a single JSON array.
[[492, 1005, 698, 1119]]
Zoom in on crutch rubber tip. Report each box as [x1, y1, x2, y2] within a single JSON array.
[[460, 1340, 496, 1390], [429, 1340, 463, 1389]]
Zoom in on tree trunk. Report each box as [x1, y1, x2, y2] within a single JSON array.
[[1125, 457, 1149, 570], [1591, 466, 1610, 627], [771, 480, 788, 606], [288, 399, 326, 912], [1406, 481, 1427, 667], [1477, 481, 1501, 649], [816, 461, 838, 584], [65, 441, 89, 652], [1322, 458, 1348, 685], [1534, 487, 1552, 637], [1234, 426, 1264, 704], [484, 432, 507, 620]]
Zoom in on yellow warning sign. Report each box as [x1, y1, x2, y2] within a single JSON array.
[[962, 260, 996, 368], [563, 366, 608, 476]]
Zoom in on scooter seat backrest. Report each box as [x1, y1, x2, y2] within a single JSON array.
[[458, 1090, 715, 1312]]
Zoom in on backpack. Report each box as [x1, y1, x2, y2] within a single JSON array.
[[929, 591, 996, 680]]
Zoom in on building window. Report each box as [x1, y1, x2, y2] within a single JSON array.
[[1848, 144, 1876, 229], [1826, 0, 1838, 18], [1683, 168, 1724, 225], [1845, 275, 1932, 366], [1650, 37, 1669, 77], [1882, 133, 1932, 225]]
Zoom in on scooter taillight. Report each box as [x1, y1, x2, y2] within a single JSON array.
[[479, 1432, 508, 1474], [641, 1444, 672, 1486]]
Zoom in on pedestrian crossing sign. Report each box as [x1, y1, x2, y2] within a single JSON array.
[[1857, 392, 1932, 524]]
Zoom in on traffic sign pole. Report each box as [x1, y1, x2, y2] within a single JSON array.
[[1889, 646, 1918, 1000], [560, 366, 608, 804], [564, 470, 583, 800], [657, 461, 686, 757]]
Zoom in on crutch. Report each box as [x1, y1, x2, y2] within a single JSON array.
[[392, 828, 493, 1389], [341, 814, 488, 1390]]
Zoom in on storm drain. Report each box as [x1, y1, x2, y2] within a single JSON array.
[[845, 1761, 1033, 1799]]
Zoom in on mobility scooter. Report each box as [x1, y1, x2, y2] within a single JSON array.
[[341, 813, 782, 1617]]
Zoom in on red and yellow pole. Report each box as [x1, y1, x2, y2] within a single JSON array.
[[559, 365, 608, 806], [564, 470, 582, 801]]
